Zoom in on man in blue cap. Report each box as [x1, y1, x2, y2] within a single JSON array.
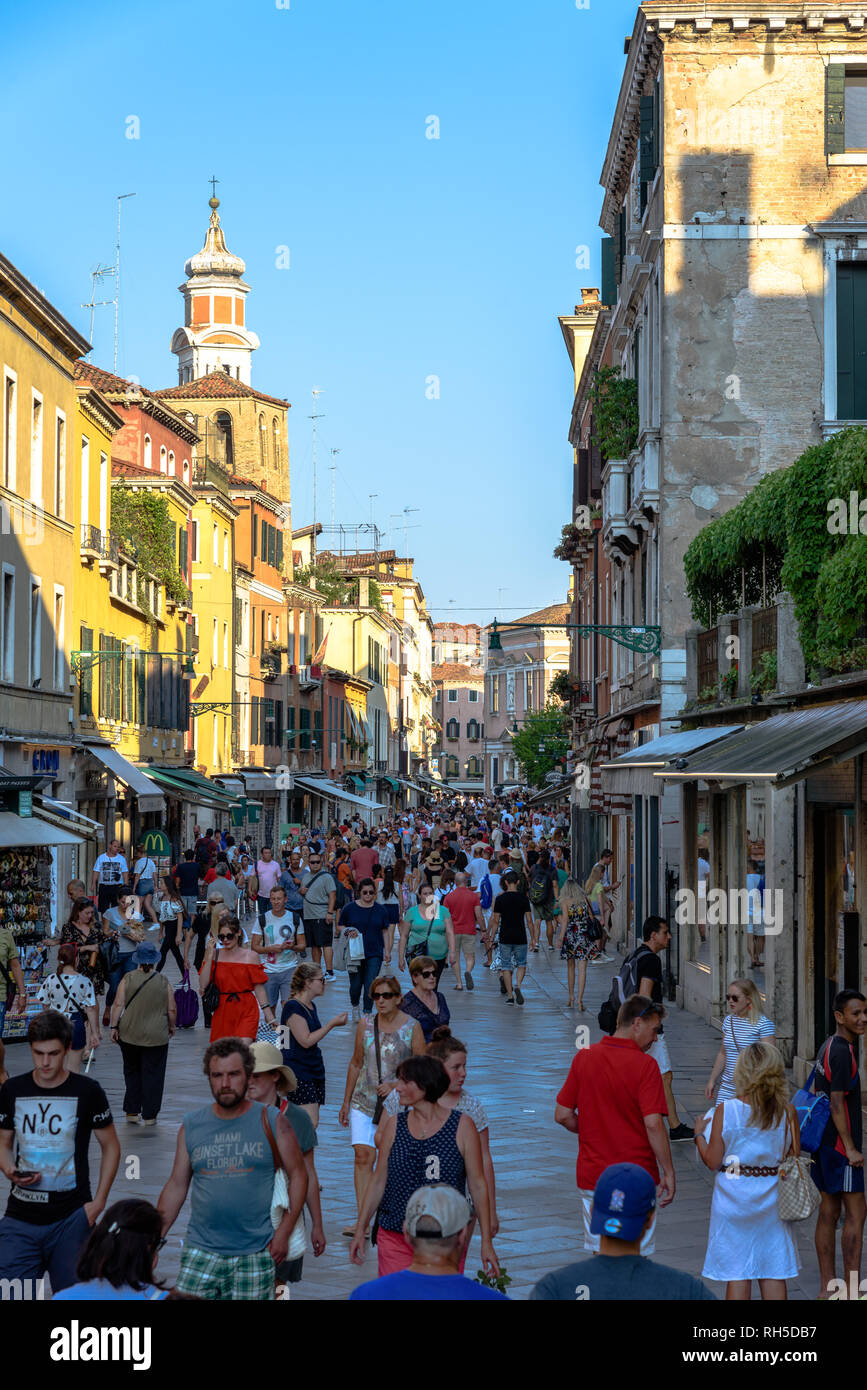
[[530, 1163, 716, 1300]]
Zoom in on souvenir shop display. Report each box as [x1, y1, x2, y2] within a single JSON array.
[[0, 847, 52, 1040]]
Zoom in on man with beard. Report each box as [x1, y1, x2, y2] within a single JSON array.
[[158, 1037, 308, 1299]]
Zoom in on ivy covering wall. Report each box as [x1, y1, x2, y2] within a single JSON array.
[[683, 427, 867, 674], [110, 484, 189, 620]]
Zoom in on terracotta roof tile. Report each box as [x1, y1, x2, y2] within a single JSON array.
[[433, 663, 484, 682], [111, 459, 155, 480], [498, 602, 571, 628], [156, 374, 289, 408]]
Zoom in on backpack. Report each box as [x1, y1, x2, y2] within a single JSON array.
[[528, 869, 550, 906], [479, 874, 493, 911], [597, 945, 654, 1035]]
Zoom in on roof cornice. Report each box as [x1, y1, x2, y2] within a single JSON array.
[[0, 252, 91, 358], [75, 385, 125, 436]]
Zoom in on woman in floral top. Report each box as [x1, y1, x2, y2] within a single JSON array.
[[61, 899, 109, 997], [338, 975, 424, 1240], [39, 942, 100, 1070]]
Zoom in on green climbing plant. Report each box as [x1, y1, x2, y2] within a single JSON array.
[[683, 427, 867, 674], [294, 558, 383, 611], [109, 483, 188, 620], [590, 366, 639, 461]]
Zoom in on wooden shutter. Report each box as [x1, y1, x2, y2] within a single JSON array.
[[300, 707, 311, 750], [837, 262, 867, 419], [287, 704, 296, 749], [252, 517, 257, 558], [826, 64, 846, 156], [136, 651, 147, 726], [601, 237, 616, 307], [615, 208, 626, 292], [640, 93, 657, 183], [79, 626, 93, 718], [576, 448, 590, 507], [276, 530, 283, 570]]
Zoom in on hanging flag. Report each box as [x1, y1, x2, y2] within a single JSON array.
[[310, 627, 329, 668]]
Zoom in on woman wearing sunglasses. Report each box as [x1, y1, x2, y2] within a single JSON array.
[[705, 979, 775, 1104], [397, 882, 456, 988], [338, 977, 424, 1241], [200, 915, 275, 1042], [399, 957, 450, 1043]]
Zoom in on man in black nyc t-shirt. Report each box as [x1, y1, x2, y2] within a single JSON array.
[[812, 989, 866, 1295], [0, 1011, 119, 1293], [486, 870, 532, 1007]]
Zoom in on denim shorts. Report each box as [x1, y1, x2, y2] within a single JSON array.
[[137, 879, 155, 895], [499, 943, 527, 970]]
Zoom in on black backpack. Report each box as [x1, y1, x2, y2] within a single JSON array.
[[597, 944, 654, 1035]]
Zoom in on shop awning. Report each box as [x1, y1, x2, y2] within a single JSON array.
[[0, 811, 84, 848], [85, 744, 165, 814], [33, 801, 102, 841], [294, 776, 386, 812], [238, 771, 276, 794], [600, 726, 744, 771], [378, 776, 400, 792], [656, 700, 867, 787], [526, 781, 571, 806], [143, 766, 240, 810], [398, 778, 427, 794], [347, 775, 366, 793], [345, 707, 362, 742]]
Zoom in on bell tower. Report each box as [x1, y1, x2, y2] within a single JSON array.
[[170, 191, 260, 385]]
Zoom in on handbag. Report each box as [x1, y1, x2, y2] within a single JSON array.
[[407, 908, 436, 962], [792, 1058, 832, 1152], [98, 934, 120, 975], [262, 1108, 306, 1258], [333, 930, 350, 973], [777, 1112, 820, 1222], [347, 931, 365, 962], [173, 970, 200, 1029], [371, 1015, 386, 1125], [201, 956, 220, 1024]]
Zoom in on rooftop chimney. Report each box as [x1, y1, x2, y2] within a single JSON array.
[[358, 577, 370, 608]]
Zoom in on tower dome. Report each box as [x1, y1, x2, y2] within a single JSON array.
[[171, 191, 260, 386]]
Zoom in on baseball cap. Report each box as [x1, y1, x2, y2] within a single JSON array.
[[404, 1185, 471, 1239], [589, 1163, 657, 1241]]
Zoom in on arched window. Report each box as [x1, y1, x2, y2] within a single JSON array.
[[182, 457, 190, 481], [467, 718, 480, 742], [159, 445, 167, 474], [467, 756, 482, 778], [214, 411, 234, 471], [272, 418, 280, 469], [143, 435, 152, 469], [168, 450, 175, 477], [446, 718, 459, 741], [258, 413, 266, 468], [445, 755, 459, 778]]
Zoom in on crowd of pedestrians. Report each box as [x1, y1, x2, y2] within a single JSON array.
[[0, 796, 862, 1304]]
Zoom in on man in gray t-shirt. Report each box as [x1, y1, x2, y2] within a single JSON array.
[[299, 852, 337, 978], [157, 1039, 308, 1300], [207, 868, 240, 916]]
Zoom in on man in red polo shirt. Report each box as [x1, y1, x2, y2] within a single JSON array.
[[446, 871, 486, 992], [555, 994, 675, 1255], [349, 837, 379, 886]]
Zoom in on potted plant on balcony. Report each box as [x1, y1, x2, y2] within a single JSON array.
[[590, 367, 639, 463]]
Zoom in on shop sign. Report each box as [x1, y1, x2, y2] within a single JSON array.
[[18, 790, 32, 817], [141, 829, 171, 856], [280, 823, 302, 840], [31, 749, 61, 774]]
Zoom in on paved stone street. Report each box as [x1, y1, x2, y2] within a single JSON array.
[[2, 947, 830, 1300]]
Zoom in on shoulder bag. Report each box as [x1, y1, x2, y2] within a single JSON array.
[[371, 1015, 386, 1125], [406, 907, 437, 962], [777, 1110, 820, 1222], [791, 1053, 832, 1152], [262, 1107, 306, 1258], [201, 956, 220, 1023]]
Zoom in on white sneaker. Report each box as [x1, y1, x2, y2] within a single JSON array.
[[324, 971, 336, 982], [351, 1004, 360, 1021]]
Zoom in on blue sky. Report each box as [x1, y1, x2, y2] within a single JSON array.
[[2, 0, 636, 621]]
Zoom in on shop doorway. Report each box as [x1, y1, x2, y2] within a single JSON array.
[[812, 807, 857, 1051]]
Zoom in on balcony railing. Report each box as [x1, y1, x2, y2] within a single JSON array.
[[192, 455, 231, 497], [696, 627, 718, 696], [80, 523, 101, 558]]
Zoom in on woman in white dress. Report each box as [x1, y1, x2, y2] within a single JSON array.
[[705, 979, 775, 1104], [696, 1041, 800, 1299]]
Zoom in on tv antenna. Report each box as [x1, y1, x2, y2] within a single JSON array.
[[309, 388, 325, 560], [81, 193, 136, 371]]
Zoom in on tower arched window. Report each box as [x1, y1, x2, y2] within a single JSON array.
[[159, 445, 167, 475], [258, 414, 266, 468], [214, 412, 234, 471], [143, 435, 152, 469], [272, 418, 280, 469], [168, 450, 175, 477]]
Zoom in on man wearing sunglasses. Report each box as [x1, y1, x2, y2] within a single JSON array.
[[336, 879, 390, 1019], [299, 855, 337, 981], [555, 994, 675, 1256]]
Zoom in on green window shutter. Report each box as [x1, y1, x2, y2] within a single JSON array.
[[827, 64, 846, 156], [836, 262, 867, 419], [252, 517, 257, 559], [276, 700, 283, 744], [286, 704, 296, 750], [601, 237, 616, 307], [300, 707, 311, 750], [79, 626, 93, 718], [640, 93, 657, 183], [614, 209, 626, 297], [276, 531, 283, 570]]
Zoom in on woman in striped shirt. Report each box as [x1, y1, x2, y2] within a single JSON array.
[[706, 978, 775, 1104]]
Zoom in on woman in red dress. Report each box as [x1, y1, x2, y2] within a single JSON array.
[[200, 914, 274, 1042]]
